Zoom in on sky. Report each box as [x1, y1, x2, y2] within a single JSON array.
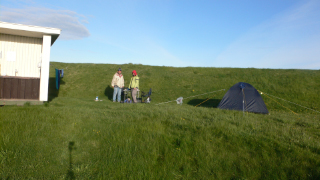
[[1, 0, 320, 69]]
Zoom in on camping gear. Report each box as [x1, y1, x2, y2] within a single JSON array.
[[259, 90, 320, 114], [60, 69, 64, 78], [123, 88, 140, 102], [155, 89, 225, 105], [55, 68, 60, 90], [55, 68, 64, 90], [176, 97, 183, 105], [218, 82, 269, 114], [141, 88, 152, 103]]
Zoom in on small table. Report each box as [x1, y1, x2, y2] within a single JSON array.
[[123, 89, 140, 102]]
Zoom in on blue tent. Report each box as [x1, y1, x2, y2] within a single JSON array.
[[218, 82, 269, 114]]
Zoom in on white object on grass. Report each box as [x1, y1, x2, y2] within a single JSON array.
[[176, 97, 183, 105]]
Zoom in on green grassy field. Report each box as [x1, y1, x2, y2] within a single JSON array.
[[1, 62, 320, 179]]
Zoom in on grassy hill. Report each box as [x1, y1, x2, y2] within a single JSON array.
[[48, 62, 319, 112], [1, 62, 320, 179]]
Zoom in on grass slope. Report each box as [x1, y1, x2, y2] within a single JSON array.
[[49, 62, 319, 113], [1, 62, 320, 179]]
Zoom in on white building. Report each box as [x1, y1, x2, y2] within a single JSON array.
[[0, 21, 61, 105]]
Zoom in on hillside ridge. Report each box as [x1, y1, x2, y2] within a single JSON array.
[[49, 62, 320, 113]]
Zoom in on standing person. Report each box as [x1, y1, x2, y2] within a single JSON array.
[[111, 68, 124, 102], [128, 70, 139, 103]]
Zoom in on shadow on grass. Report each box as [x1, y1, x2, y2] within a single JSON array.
[[187, 99, 221, 108], [66, 141, 75, 180], [48, 77, 65, 102], [104, 85, 114, 101]]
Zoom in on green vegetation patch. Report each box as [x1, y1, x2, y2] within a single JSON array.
[[1, 62, 320, 179]]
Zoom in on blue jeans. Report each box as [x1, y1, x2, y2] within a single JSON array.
[[113, 87, 122, 102]]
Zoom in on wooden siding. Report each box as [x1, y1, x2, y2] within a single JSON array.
[[0, 33, 42, 78], [0, 76, 40, 100]]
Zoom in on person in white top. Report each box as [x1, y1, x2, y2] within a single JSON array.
[[111, 68, 124, 102]]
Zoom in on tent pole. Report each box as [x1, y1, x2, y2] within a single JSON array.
[[243, 100, 245, 116], [242, 89, 245, 116]]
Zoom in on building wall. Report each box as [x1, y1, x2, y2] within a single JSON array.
[[39, 35, 51, 101], [0, 33, 42, 78], [0, 76, 40, 99]]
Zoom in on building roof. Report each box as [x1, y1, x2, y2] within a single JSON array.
[[0, 21, 61, 45]]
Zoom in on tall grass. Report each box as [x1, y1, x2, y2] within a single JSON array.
[[1, 62, 320, 179]]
